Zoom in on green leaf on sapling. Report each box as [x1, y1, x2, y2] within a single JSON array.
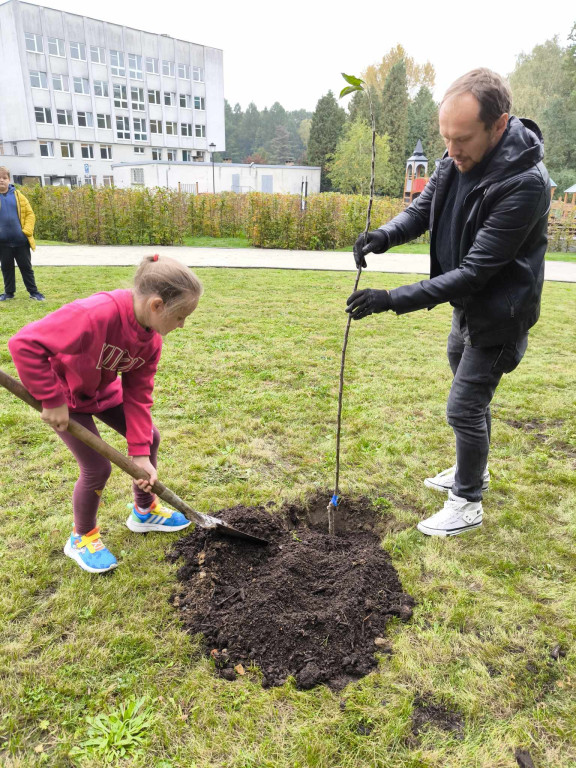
[[341, 73, 364, 87], [339, 85, 363, 99]]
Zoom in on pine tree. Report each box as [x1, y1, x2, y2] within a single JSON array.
[[380, 60, 410, 196], [241, 103, 261, 160], [307, 91, 347, 191], [407, 86, 445, 167], [267, 126, 297, 164], [223, 101, 243, 161]]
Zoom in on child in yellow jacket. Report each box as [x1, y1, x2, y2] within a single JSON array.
[[0, 166, 45, 302]]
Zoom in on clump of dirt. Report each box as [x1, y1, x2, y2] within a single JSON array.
[[168, 491, 414, 690], [410, 695, 464, 737]]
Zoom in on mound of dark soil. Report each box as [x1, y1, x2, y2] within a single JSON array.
[[168, 492, 414, 690]]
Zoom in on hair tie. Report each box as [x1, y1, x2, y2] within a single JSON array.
[[152, 254, 159, 262]]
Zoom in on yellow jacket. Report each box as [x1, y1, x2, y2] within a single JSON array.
[[15, 190, 36, 251]]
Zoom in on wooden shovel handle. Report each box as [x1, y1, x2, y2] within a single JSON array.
[[0, 368, 213, 529]]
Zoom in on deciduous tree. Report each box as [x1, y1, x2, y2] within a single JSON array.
[[327, 119, 391, 195]]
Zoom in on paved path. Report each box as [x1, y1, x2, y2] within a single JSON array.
[[32, 245, 576, 283]]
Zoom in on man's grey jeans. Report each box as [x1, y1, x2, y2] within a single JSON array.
[[446, 308, 528, 502]]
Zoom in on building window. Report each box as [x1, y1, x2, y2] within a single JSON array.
[[166, 149, 176, 161], [81, 144, 94, 159], [48, 37, 65, 57], [57, 109, 73, 126], [152, 148, 162, 161], [194, 96, 205, 110], [39, 141, 54, 157], [34, 107, 52, 124], [100, 145, 112, 159], [61, 142, 74, 158], [30, 70, 48, 89], [73, 77, 90, 95], [177, 63, 190, 79], [128, 53, 143, 80], [84, 176, 96, 187], [181, 123, 192, 136], [52, 74, 69, 91], [77, 111, 94, 128], [165, 121, 177, 135], [116, 116, 130, 139], [110, 50, 125, 77], [113, 84, 128, 109], [25, 32, 43, 53], [182, 149, 192, 162], [97, 113, 112, 130], [179, 94, 192, 108], [164, 91, 176, 106], [94, 81, 109, 97], [145, 57, 158, 74], [131, 168, 145, 185], [70, 41, 86, 60], [194, 124, 206, 138], [103, 175, 114, 187], [134, 146, 144, 154], [131, 87, 145, 111], [148, 89, 160, 104], [162, 60, 175, 77], [133, 118, 147, 141], [192, 66, 204, 82], [90, 45, 105, 64], [150, 120, 162, 134]]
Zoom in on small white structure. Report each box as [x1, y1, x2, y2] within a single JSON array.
[[111, 160, 321, 195]]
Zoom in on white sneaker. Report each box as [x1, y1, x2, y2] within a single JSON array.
[[417, 491, 483, 537], [424, 464, 490, 493]]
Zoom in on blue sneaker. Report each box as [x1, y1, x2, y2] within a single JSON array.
[[63, 527, 118, 573], [125, 499, 191, 533]]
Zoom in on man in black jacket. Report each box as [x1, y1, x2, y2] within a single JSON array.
[[347, 68, 550, 537]]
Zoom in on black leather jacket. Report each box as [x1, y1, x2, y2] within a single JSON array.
[[385, 117, 551, 346]]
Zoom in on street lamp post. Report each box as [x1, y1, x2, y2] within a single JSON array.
[[209, 142, 216, 194]]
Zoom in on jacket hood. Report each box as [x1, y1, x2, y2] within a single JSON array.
[[481, 116, 544, 185]]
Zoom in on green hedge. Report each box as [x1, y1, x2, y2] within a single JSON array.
[[21, 185, 572, 250], [22, 186, 408, 250]]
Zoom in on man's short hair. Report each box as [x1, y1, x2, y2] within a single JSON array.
[[442, 68, 512, 129], [0, 166, 11, 178]]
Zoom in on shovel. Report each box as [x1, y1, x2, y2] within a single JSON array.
[[0, 368, 268, 545]]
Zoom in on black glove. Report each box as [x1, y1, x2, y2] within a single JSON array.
[[346, 289, 391, 320], [353, 229, 389, 268]]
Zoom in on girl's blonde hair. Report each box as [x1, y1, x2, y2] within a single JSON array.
[[134, 254, 203, 313]]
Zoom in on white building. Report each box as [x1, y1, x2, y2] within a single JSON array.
[[111, 160, 321, 195], [0, 0, 225, 187]]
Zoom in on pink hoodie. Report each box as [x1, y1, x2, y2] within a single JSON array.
[[8, 289, 162, 455]]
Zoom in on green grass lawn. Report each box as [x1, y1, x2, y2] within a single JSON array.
[[183, 236, 251, 248], [0, 267, 575, 767]]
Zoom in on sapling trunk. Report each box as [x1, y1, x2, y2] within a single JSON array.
[[328, 80, 377, 535]]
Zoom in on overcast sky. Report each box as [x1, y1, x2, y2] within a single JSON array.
[[23, 0, 576, 112]]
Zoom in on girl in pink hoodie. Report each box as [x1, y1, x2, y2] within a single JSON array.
[[9, 254, 203, 573]]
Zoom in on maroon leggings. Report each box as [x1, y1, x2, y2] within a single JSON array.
[[57, 404, 160, 535]]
